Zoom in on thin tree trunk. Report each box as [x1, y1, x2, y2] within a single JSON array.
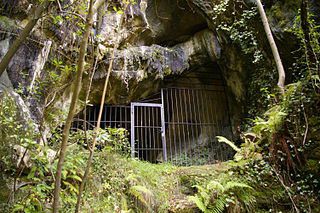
[[52, 0, 95, 212], [256, 0, 286, 94], [0, 0, 50, 77], [74, 45, 116, 213], [75, 10, 126, 212]]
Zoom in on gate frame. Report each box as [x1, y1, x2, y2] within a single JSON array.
[[130, 102, 167, 161]]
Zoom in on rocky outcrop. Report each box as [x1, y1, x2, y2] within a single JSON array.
[[1, 0, 310, 138]]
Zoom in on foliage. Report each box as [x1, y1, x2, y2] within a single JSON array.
[[68, 127, 131, 156], [12, 145, 85, 213], [189, 178, 255, 213], [0, 92, 38, 173], [217, 134, 261, 162], [80, 150, 176, 212], [170, 145, 218, 166]]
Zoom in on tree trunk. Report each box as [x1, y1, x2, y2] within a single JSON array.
[[51, 0, 95, 212], [0, 0, 51, 77], [256, 0, 286, 94], [74, 10, 126, 212], [74, 44, 116, 213]]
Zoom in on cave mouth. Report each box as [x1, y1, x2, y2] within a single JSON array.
[[74, 64, 234, 166]]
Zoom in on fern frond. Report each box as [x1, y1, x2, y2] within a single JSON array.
[[224, 181, 252, 191], [189, 195, 207, 212], [206, 180, 224, 192], [211, 196, 227, 213], [216, 136, 241, 152]]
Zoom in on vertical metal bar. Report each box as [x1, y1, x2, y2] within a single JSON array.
[[171, 89, 177, 162], [199, 88, 206, 164], [194, 89, 200, 162], [165, 88, 173, 161], [212, 92, 222, 161], [103, 105, 106, 129], [115, 105, 118, 125], [190, 89, 198, 162], [88, 107, 91, 130], [139, 106, 142, 160], [130, 103, 135, 158], [119, 106, 122, 128], [152, 107, 155, 161], [183, 88, 192, 163], [153, 107, 157, 162], [187, 88, 195, 164], [148, 106, 151, 150], [136, 106, 143, 159], [208, 91, 217, 161], [144, 105, 148, 161], [203, 90, 214, 160], [179, 88, 187, 160], [124, 107, 128, 130], [161, 89, 167, 161], [109, 106, 112, 127], [174, 88, 182, 164]]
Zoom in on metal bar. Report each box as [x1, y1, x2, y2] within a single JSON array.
[[126, 107, 129, 129], [139, 106, 142, 160], [208, 91, 218, 161], [193, 89, 201, 163], [103, 105, 107, 129], [164, 88, 173, 161], [144, 105, 148, 161], [187, 88, 195, 164], [133, 125, 162, 128], [130, 103, 135, 158], [119, 106, 122, 128], [150, 107, 158, 161], [155, 107, 159, 161], [171, 89, 177, 161], [183, 88, 192, 163], [115, 105, 118, 128], [161, 89, 167, 161], [109, 106, 112, 127], [179, 88, 188, 160], [88, 107, 91, 130], [173, 88, 182, 163], [203, 90, 214, 159], [93, 106, 97, 128], [148, 106, 151, 150], [131, 102, 162, 107], [212, 92, 222, 160]]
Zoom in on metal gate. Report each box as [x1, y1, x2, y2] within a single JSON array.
[[130, 102, 167, 163]]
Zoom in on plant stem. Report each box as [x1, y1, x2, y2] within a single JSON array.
[[52, 0, 95, 212]]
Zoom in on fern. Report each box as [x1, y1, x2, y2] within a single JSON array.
[[211, 196, 227, 213], [216, 136, 241, 152], [188, 196, 207, 212], [224, 181, 252, 191], [189, 180, 256, 213]]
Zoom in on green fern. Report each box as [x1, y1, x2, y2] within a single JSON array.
[[216, 136, 241, 152], [224, 181, 252, 191], [189, 180, 256, 213], [188, 196, 207, 212]]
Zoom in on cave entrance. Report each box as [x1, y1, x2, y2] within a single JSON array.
[[73, 64, 233, 165]]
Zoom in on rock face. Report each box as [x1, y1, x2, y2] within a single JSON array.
[[0, 0, 310, 140]]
